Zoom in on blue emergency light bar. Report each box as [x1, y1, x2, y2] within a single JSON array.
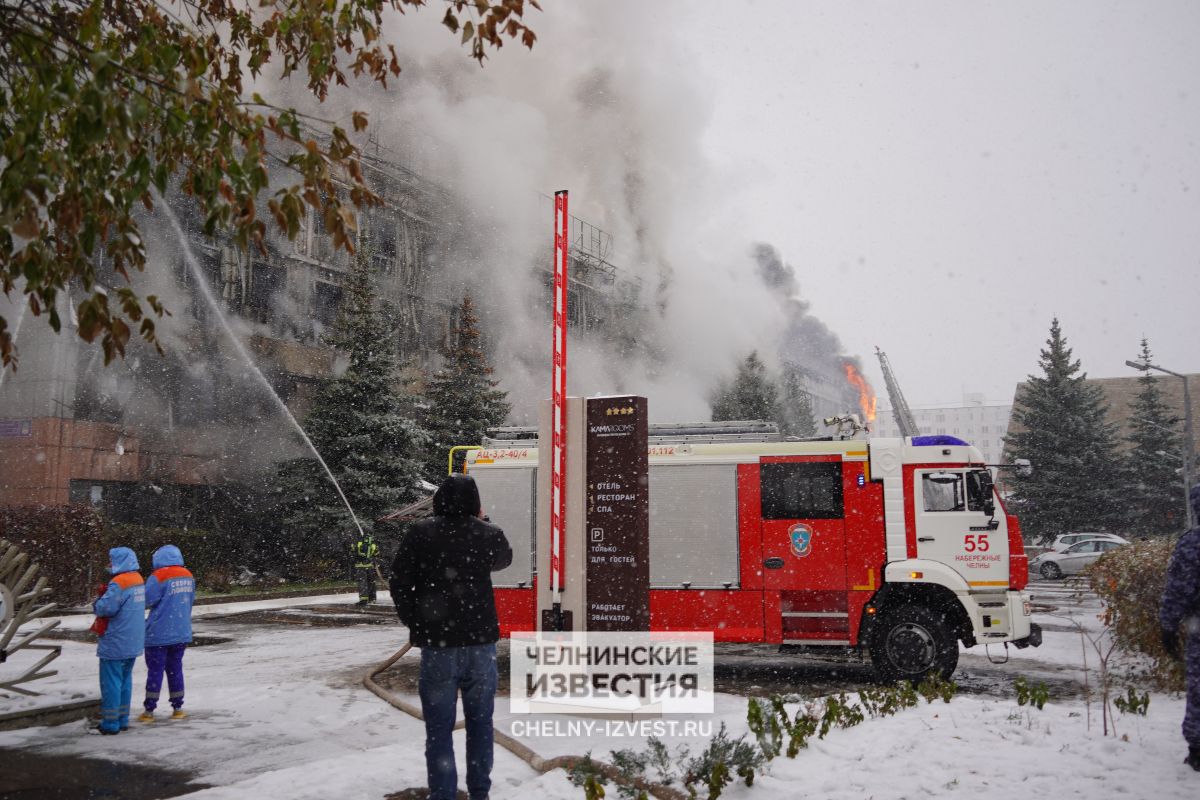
[[911, 435, 971, 447]]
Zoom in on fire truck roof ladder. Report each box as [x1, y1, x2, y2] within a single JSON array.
[[875, 346, 921, 438]]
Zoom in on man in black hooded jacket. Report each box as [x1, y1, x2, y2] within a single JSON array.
[[389, 474, 512, 800]]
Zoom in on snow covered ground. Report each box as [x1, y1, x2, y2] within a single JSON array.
[[1, 581, 1196, 799]]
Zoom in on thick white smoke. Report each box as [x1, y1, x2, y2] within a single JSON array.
[[157, 2, 860, 428], [352, 2, 867, 423]]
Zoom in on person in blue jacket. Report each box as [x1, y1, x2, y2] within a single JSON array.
[[92, 546, 145, 734], [1161, 484, 1200, 772], [138, 544, 196, 722]]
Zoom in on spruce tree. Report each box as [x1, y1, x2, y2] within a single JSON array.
[[1005, 318, 1124, 542], [1123, 338, 1185, 535], [711, 351, 780, 423], [777, 363, 818, 437], [419, 294, 511, 480], [273, 245, 429, 570]]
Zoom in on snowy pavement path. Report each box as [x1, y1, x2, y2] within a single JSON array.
[[1, 587, 1197, 799], [0, 595, 544, 799]]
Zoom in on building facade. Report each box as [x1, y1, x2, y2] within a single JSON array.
[[0, 148, 869, 519], [872, 393, 1013, 466], [1008, 373, 1199, 457], [0, 152, 641, 515]]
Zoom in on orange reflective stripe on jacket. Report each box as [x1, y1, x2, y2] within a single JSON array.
[[112, 572, 144, 589], [152, 565, 193, 582]]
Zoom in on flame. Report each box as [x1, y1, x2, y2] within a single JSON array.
[[843, 363, 878, 423]]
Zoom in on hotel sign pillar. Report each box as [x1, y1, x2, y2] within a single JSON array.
[[584, 395, 650, 632]]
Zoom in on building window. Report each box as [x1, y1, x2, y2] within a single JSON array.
[[248, 263, 284, 325], [567, 288, 581, 326], [294, 208, 311, 256], [314, 282, 343, 327], [373, 214, 398, 274]]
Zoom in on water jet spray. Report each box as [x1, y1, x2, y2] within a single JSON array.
[[152, 190, 365, 539]]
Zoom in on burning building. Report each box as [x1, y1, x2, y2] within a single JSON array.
[[0, 147, 645, 521], [842, 362, 879, 426], [0, 149, 869, 525]]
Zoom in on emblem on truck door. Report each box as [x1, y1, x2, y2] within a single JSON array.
[[789, 523, 814, 558]]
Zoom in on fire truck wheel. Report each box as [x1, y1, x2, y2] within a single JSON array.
[[869, 605, 958, 682], [1039, 562, 1062, 580]]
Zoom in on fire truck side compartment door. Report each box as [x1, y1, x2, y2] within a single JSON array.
[[648, 464, 740, 588], [759, 456, 849, 643]]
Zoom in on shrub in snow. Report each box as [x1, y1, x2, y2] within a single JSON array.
[[1086, 537, 1186, 692], [0, 504, 105, 604], [1112, 686, 1151, 716], [1014, 675, 1049, 710], [570, 679, 960, 800], [682, 723, 763, 798], [748, 676, 957, 762]]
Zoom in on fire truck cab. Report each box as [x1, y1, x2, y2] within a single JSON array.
[[465, 423, 1040, 681]]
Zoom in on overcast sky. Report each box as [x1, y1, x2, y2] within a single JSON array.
[[316, 2, 1200, 415], [667, 0, 1200, 406]]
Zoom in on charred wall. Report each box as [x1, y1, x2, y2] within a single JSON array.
[[0, 150, 641, 515]]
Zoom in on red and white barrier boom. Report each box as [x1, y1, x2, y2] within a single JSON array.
[[549, 189, 569, 628]]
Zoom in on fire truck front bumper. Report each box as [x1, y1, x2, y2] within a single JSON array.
[[1012, 622, 1043, 649]]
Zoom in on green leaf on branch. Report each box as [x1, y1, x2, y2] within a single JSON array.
[[0, 0, 543, 369]]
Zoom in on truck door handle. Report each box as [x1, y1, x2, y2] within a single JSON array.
[[918, 537, 936, 542], [763, 557, 785, 570]]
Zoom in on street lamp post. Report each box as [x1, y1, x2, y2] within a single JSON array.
[[1125, 359, 1195, 529]]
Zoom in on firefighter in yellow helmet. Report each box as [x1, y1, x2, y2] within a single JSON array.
[[351, 531, 380, 607]]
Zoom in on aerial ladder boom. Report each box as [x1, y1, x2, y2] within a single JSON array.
[[875, 347, 920, 438]]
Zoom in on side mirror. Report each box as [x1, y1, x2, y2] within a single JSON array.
[[1014, 458, 1033, 477], [978, 471, 996, 518]]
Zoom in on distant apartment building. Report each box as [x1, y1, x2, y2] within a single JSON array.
[[1008, 373, 1199, 456], [872, 393, 1013, 466]]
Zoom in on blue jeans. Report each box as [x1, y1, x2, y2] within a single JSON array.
[[99, 657, 135, 733], [418, 644, 498, 800], [144, 643, 187, 711]]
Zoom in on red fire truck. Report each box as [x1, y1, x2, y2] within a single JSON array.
[[463, 422, 1041, 680]]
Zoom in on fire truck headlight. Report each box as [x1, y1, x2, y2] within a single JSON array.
[[1023, 601, 1031, 616]]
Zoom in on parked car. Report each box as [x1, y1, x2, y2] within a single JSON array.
[[1031, 538, 1126, 579], [1049, 532, 1130, 552]]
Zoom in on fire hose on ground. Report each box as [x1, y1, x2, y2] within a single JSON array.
[[363, 642, 688, 800]]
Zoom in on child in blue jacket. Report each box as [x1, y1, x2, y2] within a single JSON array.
[[92, 547, 145, 734], [139, 544, 196, 722]]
